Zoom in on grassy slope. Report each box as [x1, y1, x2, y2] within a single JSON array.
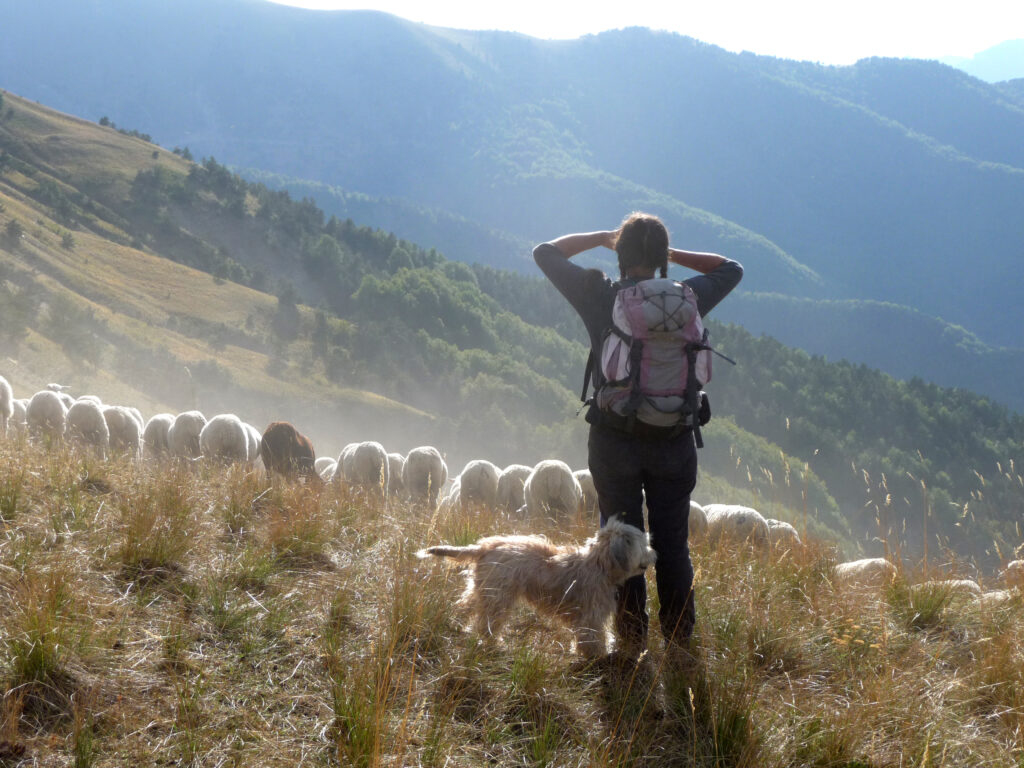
[[0, 440, 1021, 766], [1, 90, 840, 545], [0, 91, 433, 457]]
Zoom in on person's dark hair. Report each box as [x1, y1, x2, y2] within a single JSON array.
[[614, 212, 669, 279]]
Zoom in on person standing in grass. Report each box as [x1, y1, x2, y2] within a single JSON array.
[[534, 212, 742, 660]]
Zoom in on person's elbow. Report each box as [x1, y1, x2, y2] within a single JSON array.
[[731, 260, 744, 284], [709, 258, 743, 286], [533, 242, 561, 269]]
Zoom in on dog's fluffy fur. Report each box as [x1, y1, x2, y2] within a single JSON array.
[[416, 518, 657, 657]]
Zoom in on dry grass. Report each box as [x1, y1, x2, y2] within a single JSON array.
[[0, 439, 1022, 767]]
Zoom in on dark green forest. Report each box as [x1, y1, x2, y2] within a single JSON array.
[[123, 157, 1024, 569]]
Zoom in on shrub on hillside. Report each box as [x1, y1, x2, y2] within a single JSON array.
[[41, 294, 104, 364], [0, 282, 40, 343], [4, 218, 23, 243]]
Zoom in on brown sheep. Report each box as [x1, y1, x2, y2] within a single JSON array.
[[260, 421, 317, 481]]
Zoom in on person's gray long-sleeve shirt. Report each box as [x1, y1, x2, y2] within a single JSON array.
[[533, 242, 743, 391]]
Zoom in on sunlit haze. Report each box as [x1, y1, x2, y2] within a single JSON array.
[[266, 0, 1022, 65]]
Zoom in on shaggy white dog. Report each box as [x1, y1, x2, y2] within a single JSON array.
[[417, 518, 657, 657]]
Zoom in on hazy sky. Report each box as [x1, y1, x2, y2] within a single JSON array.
[[266, 0, 1020, 66]]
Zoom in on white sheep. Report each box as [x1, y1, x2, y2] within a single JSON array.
[[833, 557, 897, 588], [199, 413, 250, 463], [765, 518, 802, 548], [168, 410, 206, 459], [439, 476, 462, 514], [573, 468, 598, 514], [335, 442, 361, 482], [343, 441, 389, 494], [703, 503, 770, 548], [387, 452, 406, 497], [118, 405, 144, 436], [496, 464, 532, 513], [142, 413, 175, 461], [523, 459, 582, 517], [402, 446, 448, 507], [315, 457, 337, 481], [66, 399, 110, 456], [243, 422, 261, 464], [456, 459, 501, 510], [103, 405, 142, 457], [911, 578, 982, 600], [27, 389, 68, 441], [104, 405, 141, 456], [688, 500, 708, 541], [0, 375, 13, 436], [1000, 560, 1024, 588], [978, 589, 1015, 606], [9, 398, 28, 434]]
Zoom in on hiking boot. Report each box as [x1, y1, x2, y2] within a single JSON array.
[[613, 630, 648, 661], [663, 641, 701, 679]]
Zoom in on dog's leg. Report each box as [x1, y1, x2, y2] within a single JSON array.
[[458, 579, 511, 642], [472, 586, 513, 640], [574, 624, 607, 658]]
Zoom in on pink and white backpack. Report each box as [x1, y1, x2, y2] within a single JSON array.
[[584, 278, 730, 446]]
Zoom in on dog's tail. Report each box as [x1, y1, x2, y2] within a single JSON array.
[[415, 544, 482, 561]]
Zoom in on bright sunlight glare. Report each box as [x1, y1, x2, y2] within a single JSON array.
[[265, 0, 1024, 65]]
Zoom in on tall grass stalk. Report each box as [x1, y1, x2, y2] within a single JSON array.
[[171, 672, 205, 766], [71, 688, 98, 768], [0, 466, 25, 521], [116, 468, 195, 578], [4, 568, 77, 687]]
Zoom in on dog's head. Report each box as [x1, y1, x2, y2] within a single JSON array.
[[595, 518, 657, 581]]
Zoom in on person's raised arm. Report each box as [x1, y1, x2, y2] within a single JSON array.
[[668, 247, 729, 275], [546, 230, 617, 259], [671, 246, 744, 316], [533, 229, 617, 318]]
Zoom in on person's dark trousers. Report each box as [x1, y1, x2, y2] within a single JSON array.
[[588, 422, 697, 652]]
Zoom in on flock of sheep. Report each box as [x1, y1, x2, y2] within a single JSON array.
[[2, 380, 262, 466], [3, 376, 1022, 603]]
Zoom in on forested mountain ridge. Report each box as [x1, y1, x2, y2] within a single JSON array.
[[241, 168, 1024, 414], [4, 0, 1021, 413], [1, 90, 1022, 570]]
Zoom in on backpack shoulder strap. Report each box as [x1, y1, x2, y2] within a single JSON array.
[[583, 280, 630, 404], [580, 350, 594, 403]]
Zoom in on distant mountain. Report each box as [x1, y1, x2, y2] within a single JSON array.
[[237, 167, 536, 273], [941, 39, 1024, 83], [3, 0, 1024, 411], [719, 293, 1024, 411], [996, 78, 1024, 105]]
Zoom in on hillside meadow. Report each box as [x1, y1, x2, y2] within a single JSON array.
[[4, 86, 1024, 573], [0, 87, 822, 530], [1, 437, 1022, 767]]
